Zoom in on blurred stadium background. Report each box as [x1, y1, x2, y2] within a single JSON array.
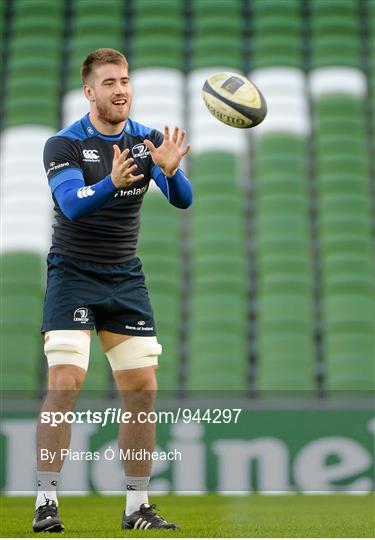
[[0, 0, 374, 495]]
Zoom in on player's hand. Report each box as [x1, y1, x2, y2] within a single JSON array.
[[111, 145, 144, 188], [144, 126, 190, 177]]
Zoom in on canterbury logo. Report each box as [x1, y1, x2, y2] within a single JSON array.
[[83, 149, 100, 161], [77, 187, 95, 198], [133, 518, 152, 530]]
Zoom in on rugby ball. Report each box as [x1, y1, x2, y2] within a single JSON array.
[[202, 72, 267, 128]]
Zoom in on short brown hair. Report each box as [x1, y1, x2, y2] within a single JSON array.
[[81, 48, 128, 84]]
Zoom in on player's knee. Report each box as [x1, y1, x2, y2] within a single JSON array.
[[48, 364, 86, 392], [105, 336, 162, 372], [44, 330, 90, 372]]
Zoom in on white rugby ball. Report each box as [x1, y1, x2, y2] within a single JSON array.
[[202, 72, 267, 128]]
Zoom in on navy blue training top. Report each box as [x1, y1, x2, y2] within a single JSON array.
[[43, 114, 191, 263]]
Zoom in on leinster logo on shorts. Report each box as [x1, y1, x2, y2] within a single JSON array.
[[73, 307, 89, 323]]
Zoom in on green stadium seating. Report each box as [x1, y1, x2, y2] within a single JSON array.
[[310, 0, 358, 16], [1, 331, 43, 391], [131, 0, 183, 70], [0, 3, 4, 61], [325, 331, 375, 391], [188, 151, 247, 392], [12, 0, 64, 15], [254, 15, 301, 36], [1, 252, 44, 288], [257, 332, 315, 391], [1, 251, 45, 393], [251, 0, 303, 69], [253, 131, 315, 391], [137, 192, 182, 391], [67, 0, 123, 89], [311, 36, 361, 69], [190, 0, 243, 69], [12, 15, 63, 37], [4, 1, 63, 128], [4, 99, 59, 128], [313, 74, 374, 393], [251, 0, 300, 14]]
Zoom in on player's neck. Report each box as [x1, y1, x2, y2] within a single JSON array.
[[89, 112, 126, 136]]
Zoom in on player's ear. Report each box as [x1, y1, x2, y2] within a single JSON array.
[[83, 84, 95, 102]]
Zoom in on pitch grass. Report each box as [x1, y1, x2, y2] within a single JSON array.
[[0, 495, 374, 538]]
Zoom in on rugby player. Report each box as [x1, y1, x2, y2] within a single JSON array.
[[32, 48, 192, 533]]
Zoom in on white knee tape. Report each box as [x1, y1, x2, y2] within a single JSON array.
[[44, 330, 90, 370], [105, 336, 162, 371]]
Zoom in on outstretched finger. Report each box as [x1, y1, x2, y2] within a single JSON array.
[[144, 139, 156, 153], [164, 125, 170, 141], [113, 144, 121, 160], [177, 130, 186, 148], [180, 143, 191, 157], [172, 126, 179, 143]]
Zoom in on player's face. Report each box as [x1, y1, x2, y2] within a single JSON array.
[[87, 63, 132, 125]]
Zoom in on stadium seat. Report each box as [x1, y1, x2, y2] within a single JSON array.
[[130, 69, 184, 132], [251, 0, 302, 70], [325, 331, 375, 391], [187, 146, 247, 391], [5, 1, 64, 129], [67, 0, 124, 90], [250, 69, 309, 136], [252, 128, 315, 392], [191, 0, 243, 55], [1, 127, 53, 254], [131, 0, 183, 71], [257, 332, 315, 391], [310, 0, 360, 69], [1, 257, 45, 393]]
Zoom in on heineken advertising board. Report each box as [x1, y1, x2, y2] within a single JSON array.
[[1, 405, 373, 494]]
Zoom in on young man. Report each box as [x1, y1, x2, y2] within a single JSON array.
[[33, 48, 192, 533]]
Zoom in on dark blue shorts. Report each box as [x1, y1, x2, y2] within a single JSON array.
[[42, 253, 156, 336]]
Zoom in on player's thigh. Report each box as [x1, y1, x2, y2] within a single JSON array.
[[44, 329, 92, 390], [99, 329, 133, 351], [99, 330, 158, 390]]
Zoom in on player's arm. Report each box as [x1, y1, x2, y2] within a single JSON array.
[[151, 165, 192, 209], [144, 126, 192, 209], [44, 138, 143, 220]]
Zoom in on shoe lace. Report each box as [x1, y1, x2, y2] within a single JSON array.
[[141, 504, 166, 523], [37, 499, 56, 519]]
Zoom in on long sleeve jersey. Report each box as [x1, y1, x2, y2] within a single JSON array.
[[43, 114, 192, 263]]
